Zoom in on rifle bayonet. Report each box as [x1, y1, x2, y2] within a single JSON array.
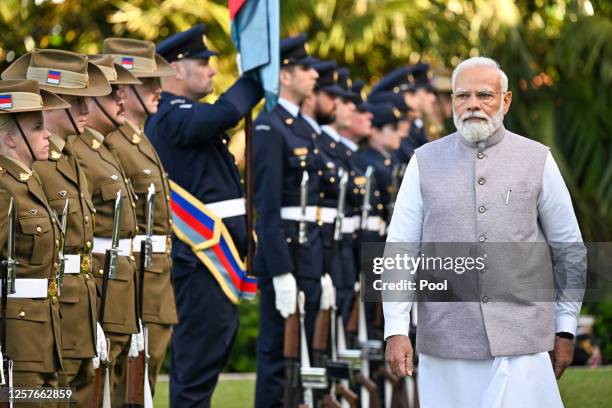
[[3, 197, 17, 295], [144, 183, 156, 269], [298, 171, 309, 245], [109, 191, 123, 279], [360, 166, 374, 231], [333, 168, 348, 241]]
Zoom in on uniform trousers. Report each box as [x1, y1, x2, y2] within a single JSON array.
[[255, 278, 322, 408], [106, 333, 131, 408], [58, 358, 94, 407], [170, 258, 239, 408], [145, 322, 173, 395], [11, 371, 58, 408]]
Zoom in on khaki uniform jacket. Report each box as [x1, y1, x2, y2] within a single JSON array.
[[105, 121, 177, 325], [68, 127, 138, 335], [0, 155, 62, 373], [33, 137, 98, 359]]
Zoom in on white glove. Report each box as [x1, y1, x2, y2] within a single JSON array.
[[93, 322, 108, 369], [128, 320, 145, 358], [320, 274, 335, 310], [272, 273, 297, 318], [354, 281, 361, 293]]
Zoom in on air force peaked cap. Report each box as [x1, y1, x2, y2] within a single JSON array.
[[369, 103, 403, 128], [312, 60, 346, 97], [156, 24, 219, 63], [280, 33, 318, 67]]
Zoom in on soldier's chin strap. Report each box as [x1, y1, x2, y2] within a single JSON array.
[[11, 114, 37, 163], [130, 85, 150, 116], [92, 97, 121, 130], [64, 109, 81, 135]]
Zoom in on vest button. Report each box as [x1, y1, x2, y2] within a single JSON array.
[[478, 235, 486, 243], [478, 177, 485, 185], [482, 295, 489, 303], [477, 152, 484, 159], [478, 206, 486, 213]]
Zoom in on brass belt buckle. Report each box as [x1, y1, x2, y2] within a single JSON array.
[[316, 207, 323, 226], [80, 253, 92, 274]]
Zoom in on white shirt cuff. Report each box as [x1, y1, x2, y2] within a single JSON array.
[[383, 317, 411, 340], [555, 314, 578, 336]]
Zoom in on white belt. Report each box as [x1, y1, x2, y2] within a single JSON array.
[[206, 198, 246, 219], [92, 237, 133, 256], [363, 215, 387, 234], [319, 207, 337, 224], [341, 216, 360, 234], [281, 206, 319, 223], [6, 279, 49, 299], [64, 253, 93, 274], [133, 235, 169, 253]]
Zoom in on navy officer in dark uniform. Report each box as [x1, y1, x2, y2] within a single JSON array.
[[253, 34, 326, 407], [144, 23, 263, 407]]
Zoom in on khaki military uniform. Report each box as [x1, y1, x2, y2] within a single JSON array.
[[105, 120, 178, 392], [0, 155, 62, 406], [33, 136, 98, 406], [68, 126, 138, 406]]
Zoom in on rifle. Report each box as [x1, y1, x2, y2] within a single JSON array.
[[314, 168, 348, 368], [90, 191, 123, 408], [1, 198, 16, 407], [126, 183, 156, 407], [340, 289, 382, 408], [298, 291, 327, 407], [322, 297, 357, 408], [359, 166, 374, 231], [283, 171, 309, 408]]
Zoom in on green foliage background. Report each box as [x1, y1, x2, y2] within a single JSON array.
[[1, 0, 610, 369]]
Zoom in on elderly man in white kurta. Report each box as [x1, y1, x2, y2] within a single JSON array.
[[383, 56, 586, 408]]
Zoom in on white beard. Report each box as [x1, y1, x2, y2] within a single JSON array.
[[453, 103, 504, 143]]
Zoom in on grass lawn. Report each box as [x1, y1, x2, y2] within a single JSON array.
[[153, 367, 612, 408]]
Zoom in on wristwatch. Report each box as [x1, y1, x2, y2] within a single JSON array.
[[555, 332, 574, 340]]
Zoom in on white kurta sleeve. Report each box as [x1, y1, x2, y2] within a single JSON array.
[[537, 152, 586, 336], [383, 156, 424, 339]]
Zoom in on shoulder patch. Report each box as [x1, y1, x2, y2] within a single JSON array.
[[170, 99, 186, 105], [179, 104, 193, 109], [255, 124, 271, 131]]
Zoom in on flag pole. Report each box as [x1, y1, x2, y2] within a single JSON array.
[[245, 110, 255, 277]]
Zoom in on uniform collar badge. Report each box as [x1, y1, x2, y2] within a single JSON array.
[[131, 133, 141, 144], [50, 150, 61, 160], [18, 172, 30, 182], [91, 139, 101, 149]]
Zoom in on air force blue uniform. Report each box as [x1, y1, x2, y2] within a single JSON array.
[[144, 24, 262, 408], [253, 34, 324, 408]]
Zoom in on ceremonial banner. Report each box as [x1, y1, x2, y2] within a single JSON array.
[[169, 180, 257, 304], [230, 0, 280, 111]]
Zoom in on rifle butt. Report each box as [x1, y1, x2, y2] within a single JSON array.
[[335, 383, 358, 407], [355, 372, 381, 408], [125, 352, 145, 406], [322, 394, 343, 408]]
